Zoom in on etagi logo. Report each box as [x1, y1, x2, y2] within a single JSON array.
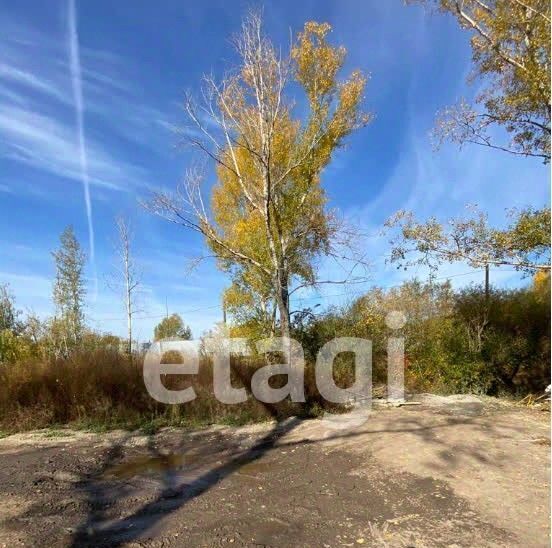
[[143, 311, 406, 430]]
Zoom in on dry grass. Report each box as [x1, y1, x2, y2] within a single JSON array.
[[0, 349, 344, 434]]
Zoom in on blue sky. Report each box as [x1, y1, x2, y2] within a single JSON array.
[[0, 0, 549, 341]]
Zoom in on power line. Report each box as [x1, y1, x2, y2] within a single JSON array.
[[88, 268, 522, 323], [90, 304, 221, 324], [293, 268, 520, 303]]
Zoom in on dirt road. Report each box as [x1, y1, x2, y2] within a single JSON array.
[[0, 395, 549, 547]]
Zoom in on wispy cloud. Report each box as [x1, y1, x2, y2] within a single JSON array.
[[0, 103, 148, 190], [0, 183, 15, 194], [0, 62, 71, 105], [67, 0, 96, 297], [0, 13, 169, 197]]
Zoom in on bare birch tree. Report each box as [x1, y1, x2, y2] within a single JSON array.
[[108, 216, 141, 354]]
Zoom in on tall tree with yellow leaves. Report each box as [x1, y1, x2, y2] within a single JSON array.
[[149, 12, 371, 336]]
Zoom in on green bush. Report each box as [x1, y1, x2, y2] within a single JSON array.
[[291, 279, 550, 397], [0, 329, 32, 364]]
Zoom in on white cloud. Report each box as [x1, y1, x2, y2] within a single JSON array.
[[0, 183, 14, 194], [0, 14, 172, 196], [67, 0, 96, 298], [0, 62, 71, 105], [0, 103, 149, 191]]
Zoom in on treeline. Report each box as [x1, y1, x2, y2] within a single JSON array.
[[0, 268, 549, 434], [290, 276, 551, 396], [0, 226, 125, 363], [0, 223, 194, 365]]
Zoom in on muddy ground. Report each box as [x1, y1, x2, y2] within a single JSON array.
[[0, 395, 549, 547]]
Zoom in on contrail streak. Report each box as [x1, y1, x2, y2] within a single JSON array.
[[68, 0, 97, 297]]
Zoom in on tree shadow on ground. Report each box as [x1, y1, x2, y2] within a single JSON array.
[[2, 403, 532, 546], [68, 408, 524, 546], [70, 416, 303, 546]]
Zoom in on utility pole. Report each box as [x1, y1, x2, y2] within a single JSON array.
[[222, 297, 227, 325], [485, 263, 490, 302]]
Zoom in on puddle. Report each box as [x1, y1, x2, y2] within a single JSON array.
[[103, 448, 274, 480], [236, 461, 272, 476], [105, 452, 202, 479]]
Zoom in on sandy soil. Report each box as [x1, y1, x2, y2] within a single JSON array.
[[0, 395, 549, 547]]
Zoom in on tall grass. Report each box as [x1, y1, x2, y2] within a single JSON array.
[[0, 349, 341, 434]]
